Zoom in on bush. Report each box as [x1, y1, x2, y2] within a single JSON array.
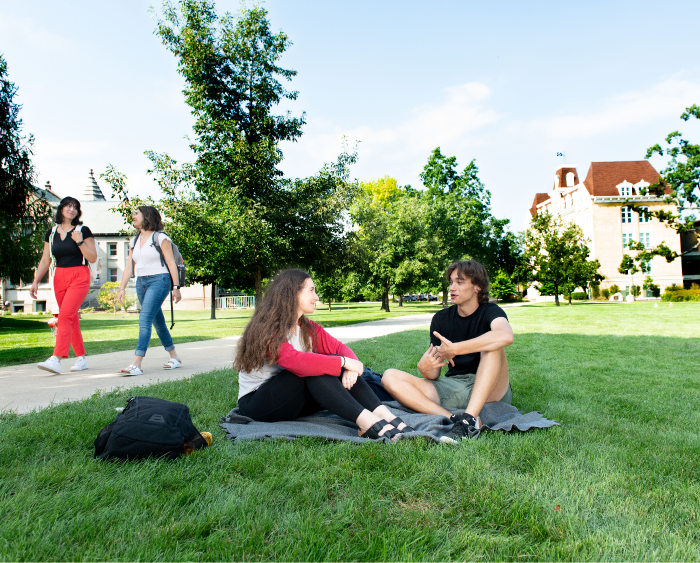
[[501, 294, 523, 303], [80, 307, 95, 314], [602, 289, 610, 299], [609, 284, 620, 295], [661, 287, 700, 302], [571, 292, 588, 300], [591, 282, 601, 299], [631, 285, 641, 297], [97, 282, 137, 316]]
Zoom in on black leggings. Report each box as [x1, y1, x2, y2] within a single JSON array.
[[238, 370, 383, 423]]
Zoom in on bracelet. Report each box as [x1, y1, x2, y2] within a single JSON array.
[[342, 357, 346, 368]]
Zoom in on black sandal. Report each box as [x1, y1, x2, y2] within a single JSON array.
[[389, 417, 415, 432], [359, 420, 402, 441]]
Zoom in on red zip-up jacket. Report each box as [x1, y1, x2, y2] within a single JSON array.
[[277, 320, 358, 377]]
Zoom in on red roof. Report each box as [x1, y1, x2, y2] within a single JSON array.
[[529, 193, 550, 216], [554, 167, 581, 189], [582, 161, 662, 196]]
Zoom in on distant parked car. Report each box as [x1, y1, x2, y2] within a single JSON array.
[[428, 294, 438, 301]]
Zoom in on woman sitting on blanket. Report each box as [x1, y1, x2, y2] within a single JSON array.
[[234, 269, 413, 441]]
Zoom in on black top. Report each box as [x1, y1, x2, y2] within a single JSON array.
[[44, 226, 94, 268], [429, 302, 508, 377]]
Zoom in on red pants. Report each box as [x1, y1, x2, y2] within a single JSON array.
[[53, 266, 90, 358]]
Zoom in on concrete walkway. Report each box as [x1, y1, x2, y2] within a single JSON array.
[[0, 313, 435, 414]]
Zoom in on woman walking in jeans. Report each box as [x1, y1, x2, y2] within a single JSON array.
[[234, 269, 413, 441], [31, 197, 97, 374], [117, 206, 182, 375]]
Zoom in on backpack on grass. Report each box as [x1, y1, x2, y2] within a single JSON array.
[[94, 396, 208, 461]]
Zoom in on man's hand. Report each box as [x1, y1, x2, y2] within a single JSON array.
[[341, 369, 359, 390], [417, 344, 448, 379], [433, 331, 456, 367]]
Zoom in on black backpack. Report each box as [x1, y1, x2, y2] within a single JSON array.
[[94, 396, 208, 461]]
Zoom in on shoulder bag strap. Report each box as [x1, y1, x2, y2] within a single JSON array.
[[151, 231, 166, 267]]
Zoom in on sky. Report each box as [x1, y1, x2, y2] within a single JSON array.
[[2, 0, 700, 229]]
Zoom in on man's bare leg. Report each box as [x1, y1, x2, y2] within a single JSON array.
[[382, 369, 452, 417], [464, 348, 509, 420]]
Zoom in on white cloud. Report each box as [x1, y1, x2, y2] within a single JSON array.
[[527, 79, 700, 141], [281, 81, 499, 182]]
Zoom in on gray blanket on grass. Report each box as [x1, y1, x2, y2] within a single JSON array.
[[220, 401, 560, 444]]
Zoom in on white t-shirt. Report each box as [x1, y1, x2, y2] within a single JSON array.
[[131, 232, 172, 277]]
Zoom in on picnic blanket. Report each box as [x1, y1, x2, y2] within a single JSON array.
[[220, 400, 560, 444]]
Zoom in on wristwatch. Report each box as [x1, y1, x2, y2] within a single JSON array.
[[76, 240, 84, 246], [173, 285, 181, 290]]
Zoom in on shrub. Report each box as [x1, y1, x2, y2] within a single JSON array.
[[571, 292, 588, 300], [80, 307, 95, 314], [602, 289, 610, 299], [661, 287, 700, 302], [631, 285, 641, 297], [591, 282, 601, 299], [97, 282, 137, 316], [609, 284, 620, 294]]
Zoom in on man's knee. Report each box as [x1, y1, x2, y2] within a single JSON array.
[[382, 369, 407, 391]]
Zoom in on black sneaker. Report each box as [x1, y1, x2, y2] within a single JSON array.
[[441, 413, 481, 443]]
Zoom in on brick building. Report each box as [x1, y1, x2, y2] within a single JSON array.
[[526, 161, 685, 297]]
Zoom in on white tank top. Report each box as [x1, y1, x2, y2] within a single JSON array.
[[132, 232, 171, 277]]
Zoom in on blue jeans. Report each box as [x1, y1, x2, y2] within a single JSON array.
[[135, 273, 174, 357]]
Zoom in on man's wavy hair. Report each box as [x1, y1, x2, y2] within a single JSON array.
[[234, 269, 318, 373], [446, 260, 491, 304], [55, 197, 83, 226]]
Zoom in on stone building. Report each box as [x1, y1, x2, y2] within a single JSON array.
[[526, 161, 685, 298]]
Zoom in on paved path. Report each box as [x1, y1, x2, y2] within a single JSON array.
[[0, 313, 435, 414]]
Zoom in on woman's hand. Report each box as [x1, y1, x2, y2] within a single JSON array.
[[29, 281, 39, 300], [343, 357, 363, 374], [342, 370, 360, 390], [70, 229, 83, 244], [172, 288, 181, 304], [117, 289, 126, 306]]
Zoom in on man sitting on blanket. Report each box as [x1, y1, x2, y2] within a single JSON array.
[[382, 260, 514, 440]]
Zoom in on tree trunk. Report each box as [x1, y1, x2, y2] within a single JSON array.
[[554, 281, 560, 306], [328, 299, 332, 312], [398, 295, 403, 307], [254, 268, 263, 305], [442, 280, 449, 307], [568, 289, 572, 305], [210, 282, 216, 319], [381, 281, 390, 312]]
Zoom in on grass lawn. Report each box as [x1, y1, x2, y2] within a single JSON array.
[[0, 301, 439, 368], [1, 301, 699, 560]]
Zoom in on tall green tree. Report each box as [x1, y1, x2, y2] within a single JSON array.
[[521, 211, 601, 306], [153, 1, 356, 303], [0, 53, 51, 284]]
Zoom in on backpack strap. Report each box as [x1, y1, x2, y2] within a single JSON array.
[[76, 225, 89, 266], [130, 232, 141, 272], [49, 226, 58, 257], [151, 231, 167, 267]]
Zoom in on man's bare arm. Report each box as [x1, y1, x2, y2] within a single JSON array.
[[417, 344, 448, 380], [434, 318, 514, 364]]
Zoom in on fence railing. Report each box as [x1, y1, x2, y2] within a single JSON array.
[[215, 295, 255, 309]]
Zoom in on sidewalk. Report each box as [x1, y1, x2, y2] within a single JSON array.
[[0, 313, 435, 414]]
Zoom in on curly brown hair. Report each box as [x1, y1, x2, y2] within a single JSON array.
[[234, 269, 318, 373], [137, 205, 163, 231], [446, 260, 491, 304]]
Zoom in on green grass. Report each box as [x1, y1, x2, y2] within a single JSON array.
[[0, 301, 439, 367], [1, 302, 699, 560]]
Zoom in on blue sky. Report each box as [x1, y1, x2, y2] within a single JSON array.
[[2, 0, 699, 228]]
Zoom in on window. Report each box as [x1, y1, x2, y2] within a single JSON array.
[[35, 301, 46, 312], [109, 268, 118, 282], [566, 172, 575, 187], [622, 233, 633, 249], [619, 185, 631, 196], [621, 207, 632, 223], [641, 260, 652, 274], [638, 206, 649, 223], [108, 243, 117, 257], [639, 232, 651, 248]]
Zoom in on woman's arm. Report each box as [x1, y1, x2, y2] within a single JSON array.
[[311, 321, 359, 360], [71, 228, 97, 263], [29, 242, 52, 299], [277, 342, 363, 377], [159, 238, 181, 304]]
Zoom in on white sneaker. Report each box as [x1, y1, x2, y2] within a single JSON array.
[[70, 357, 88, 371], [38, 356, 62, 375]]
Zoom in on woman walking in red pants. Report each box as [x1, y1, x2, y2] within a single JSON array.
[[30, 197, 97, 374]]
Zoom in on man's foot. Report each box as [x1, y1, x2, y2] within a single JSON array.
[[441, 412, 481, 443], [38, 356, 62, 375], [70, 356, 88, 372]]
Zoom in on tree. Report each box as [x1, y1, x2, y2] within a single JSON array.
[[490, 271, 517, 301], [350, 179, 432, 312], [0, 53, 52, 284], [419, 148, 495, 306], [521, 211, 602, 306], [621, 104, 700, 271], [152, 1, 355, 305], [97, 281, 136, 316]]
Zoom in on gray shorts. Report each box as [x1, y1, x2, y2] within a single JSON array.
[[431, 373, 512, 410]]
